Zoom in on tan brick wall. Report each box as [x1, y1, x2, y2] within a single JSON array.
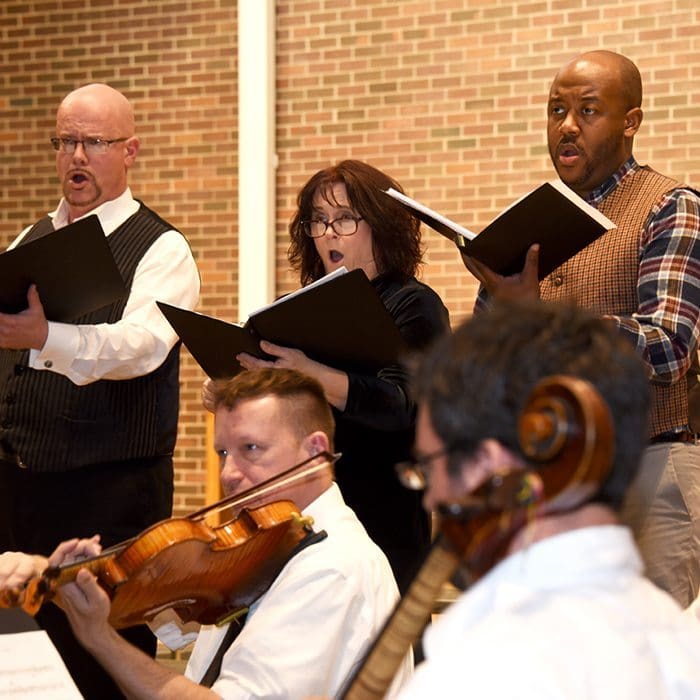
[[277, 0, 700, 323], [0, 0, 237, 514], [2, 0, 700, 516]]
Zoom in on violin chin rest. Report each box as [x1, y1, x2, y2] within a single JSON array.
[[291, 513, 314, 530]]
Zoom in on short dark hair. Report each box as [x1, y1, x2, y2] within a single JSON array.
[[413, 300, 650, 509], [212, 368, 335, 450], [288, 159, 423, 285]]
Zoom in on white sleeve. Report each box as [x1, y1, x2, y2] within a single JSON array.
[[27, 230, 200, 385]]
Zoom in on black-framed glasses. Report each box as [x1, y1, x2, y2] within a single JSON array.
[[395, 446, 455, 491], [302, 215, 364, 238], [50, 137, 129, 155]]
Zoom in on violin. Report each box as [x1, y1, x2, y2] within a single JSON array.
[[339, 375, 615, 700], [0, 451, 338, 629]]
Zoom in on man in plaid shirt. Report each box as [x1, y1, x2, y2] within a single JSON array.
[[465, 49, 700, 607]]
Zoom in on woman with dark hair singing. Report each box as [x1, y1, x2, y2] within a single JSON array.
[[238, 160, 450, 591]]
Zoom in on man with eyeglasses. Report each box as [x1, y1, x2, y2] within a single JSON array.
[[0, 83, 200, 698], [396, 300, 700, 698]]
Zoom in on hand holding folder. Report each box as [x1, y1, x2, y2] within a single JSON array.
[[383, 180, 616, 279], [158, 268, 406, 379], [0, 215, 126, 322]]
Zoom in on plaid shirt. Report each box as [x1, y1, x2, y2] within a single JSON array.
[[475, 157, 700, 386], [588, 157, 700, 385]]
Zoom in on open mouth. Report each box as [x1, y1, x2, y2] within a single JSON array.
[[557, 142, 581, 167], [558, 142, 579, 158], [69, 171, 90, 185], [329, 250, 344, 263]]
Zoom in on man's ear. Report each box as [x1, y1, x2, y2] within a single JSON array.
[[459, 439, 524, 493], [124, 136, 140, 166], [303, 431, 330, 458], [624, 107, 643, 137]]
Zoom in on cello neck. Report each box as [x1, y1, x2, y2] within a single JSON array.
[[338, 540, 460, 700]]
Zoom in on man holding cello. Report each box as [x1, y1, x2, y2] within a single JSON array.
[[0, 368, 411, 698], [394, 300, 700, 698]]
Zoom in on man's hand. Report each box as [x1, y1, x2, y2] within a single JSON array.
[[0, 536, 101, 606], [47, 535, 102, 567], [462, 243, 541, 302], [0, 284, 49, 350], [0, 551, 48, 591], [57, 567, 113, 653]]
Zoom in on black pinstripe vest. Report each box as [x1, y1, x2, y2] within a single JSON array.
[[0, 202, 182, 472]]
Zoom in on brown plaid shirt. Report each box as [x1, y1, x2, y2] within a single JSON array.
[[476, 157, 700, 436]]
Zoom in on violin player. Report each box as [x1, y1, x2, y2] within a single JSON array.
[[0, 368, 412, 699], [396, 300, 700, 699]]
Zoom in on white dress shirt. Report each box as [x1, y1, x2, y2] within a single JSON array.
[[398, 525, 700, 699], [184, 483, 413, 699], [10, 188, 200, 385]]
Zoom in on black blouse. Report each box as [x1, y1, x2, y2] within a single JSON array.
[[333, 274, 450, 592]]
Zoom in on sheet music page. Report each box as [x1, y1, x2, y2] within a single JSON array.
[[248, 265, 348, 317], [0, 629, 83, 699], [383, 187, 477, 241]]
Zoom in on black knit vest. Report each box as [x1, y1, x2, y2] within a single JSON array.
[[0, 203, 182, 472]]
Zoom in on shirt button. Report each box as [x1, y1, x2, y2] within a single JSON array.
[[14, 364, 25, 375], [44, 360, 53, 368], [552, 275, 563, 287]]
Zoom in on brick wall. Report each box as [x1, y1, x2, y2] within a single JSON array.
[[277, 0, 700, 322], [0, 0, 237, 513], [2, 0, 699, 515]]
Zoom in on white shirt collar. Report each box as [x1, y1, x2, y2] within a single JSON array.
[[302, 482, 345, 530], [49, 187, 139, 234], [431, 524, 642, 638]]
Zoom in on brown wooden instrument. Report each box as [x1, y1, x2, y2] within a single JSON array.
[[0, 451, 337, 629], [339, 375, 615, 699]]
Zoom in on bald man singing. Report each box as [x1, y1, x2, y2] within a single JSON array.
[[0, 83, 200, 697], [464, 50, 700, 609]]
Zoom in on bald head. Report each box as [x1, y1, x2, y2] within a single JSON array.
[[546, 50, 644, 196], [554, 50, 642, 111], [57, 84, 135, 137]]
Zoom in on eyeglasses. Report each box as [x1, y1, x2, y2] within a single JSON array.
[[395, 446, 455, 491], [302, 215, 364, 238], [50, 137, 129, 155]]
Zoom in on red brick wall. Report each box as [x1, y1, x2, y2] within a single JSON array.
[[2, 0, 699, 515]]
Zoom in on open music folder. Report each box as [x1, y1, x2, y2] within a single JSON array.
[[0, 214, 127, 321], [384, 180, 616, 279], [158, 268, 406, 379]]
